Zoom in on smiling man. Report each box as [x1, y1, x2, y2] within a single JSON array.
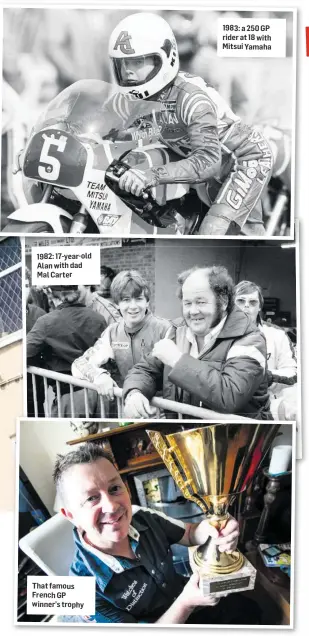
[[123, 265, 271, 419], [54, 444, 260, 624]]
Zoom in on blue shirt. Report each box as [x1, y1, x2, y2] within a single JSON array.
[[70, 506, 187, 623]]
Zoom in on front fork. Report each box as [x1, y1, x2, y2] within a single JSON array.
[[41, 184, 53, 203]]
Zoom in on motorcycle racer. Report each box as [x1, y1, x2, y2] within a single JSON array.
[[108, 12, 274, 235]]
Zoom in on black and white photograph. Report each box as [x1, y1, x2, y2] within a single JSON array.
[[1, 7, 295, 237], [1, 0, 309, 634], [25, 237, 299, 449], [16, 418, 294, 625]]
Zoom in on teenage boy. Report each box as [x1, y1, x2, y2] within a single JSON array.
[[72, 270, 169, 402]]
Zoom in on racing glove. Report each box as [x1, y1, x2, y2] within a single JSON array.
[[118, 167, 159, 197]]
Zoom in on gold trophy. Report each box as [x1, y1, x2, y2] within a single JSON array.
[[147, 423, 280, 598]]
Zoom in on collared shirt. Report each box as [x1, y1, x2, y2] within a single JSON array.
[[70, 506, 186, 623], [185, 316, 227, 358]]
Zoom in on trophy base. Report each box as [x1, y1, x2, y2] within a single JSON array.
[[188, 546, 257, 598]]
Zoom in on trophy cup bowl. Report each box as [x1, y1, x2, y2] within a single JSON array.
[[147, 423, 280, 597]]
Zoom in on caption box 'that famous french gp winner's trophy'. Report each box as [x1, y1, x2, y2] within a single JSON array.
[[147, 424, 280, 598]]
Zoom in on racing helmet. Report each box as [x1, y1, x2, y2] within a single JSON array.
[[108, 13, 179, 98]]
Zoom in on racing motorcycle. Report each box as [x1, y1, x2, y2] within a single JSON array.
[[2, 79, 194, 235], [2, 79, 291, 235]]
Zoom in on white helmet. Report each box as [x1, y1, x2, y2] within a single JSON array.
[[108, 13, 179, 98]]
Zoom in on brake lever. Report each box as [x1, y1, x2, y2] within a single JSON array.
[[105, 172, 120, 185]]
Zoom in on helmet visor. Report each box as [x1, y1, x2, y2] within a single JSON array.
[[112, 54, 162, 88]]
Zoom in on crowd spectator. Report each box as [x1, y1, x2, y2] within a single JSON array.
[[25, 274, 46, 334], [79, 285, 121, 327], [1, 80, 28, 229], [26, 264, 297, 422], [122, 266, 271, 419], [27, 285, 107, 416], [234, 280, 297, 420], [72, 271, 170, 403]]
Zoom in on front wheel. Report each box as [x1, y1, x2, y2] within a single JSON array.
[[2, 219, 71, 234]]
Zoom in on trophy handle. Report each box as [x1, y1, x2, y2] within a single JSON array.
[[147, 430, 208, 513]]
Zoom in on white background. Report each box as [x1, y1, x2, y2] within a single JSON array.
[[1, 0, 308, 634], [217, 17, 287, 57], [27, 575, 96, 615], [31, 246, 101, 285]]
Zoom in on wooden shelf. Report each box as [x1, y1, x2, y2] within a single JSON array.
[[66, 421, 162, 445], [119, 458, 163, 475], [65, 422, 183, 493]]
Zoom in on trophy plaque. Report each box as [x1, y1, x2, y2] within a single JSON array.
[[147, 423, 280, 598]]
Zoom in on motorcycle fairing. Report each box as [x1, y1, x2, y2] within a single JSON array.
[[71, 142, 188, 234], [23, 129, 87, 188], [70, 143, 132, 234], [7, 204, 73, 234], [16, 80, 190, 233]]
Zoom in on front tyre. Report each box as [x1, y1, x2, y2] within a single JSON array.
[[2, 219, 71, 233]]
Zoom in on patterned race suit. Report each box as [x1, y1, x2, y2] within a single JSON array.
[[113, 71, 274, 234]]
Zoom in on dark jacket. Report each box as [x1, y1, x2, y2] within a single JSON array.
[[26, 304, 46, 334], [123, 307, 272, 419], [27, 302, 107, 375]]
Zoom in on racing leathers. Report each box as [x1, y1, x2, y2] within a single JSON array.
[[117, 72, 274, 235], [261, 124, 291, 191], [71, 312, 170, 388]]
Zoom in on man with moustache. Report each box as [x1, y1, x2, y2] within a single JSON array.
[[123, 265, 271, 419], [54, 444, 260, 624]]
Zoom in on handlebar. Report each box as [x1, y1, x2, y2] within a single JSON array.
[[106, 169, 150, 200]]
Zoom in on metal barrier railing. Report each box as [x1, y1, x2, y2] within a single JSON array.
[[27, 366, 254, 422]]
